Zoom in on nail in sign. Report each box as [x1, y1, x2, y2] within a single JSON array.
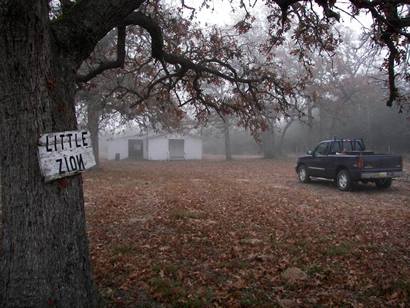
[[38, 130, 96, 182]]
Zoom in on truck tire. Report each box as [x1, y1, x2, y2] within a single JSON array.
[[336, 169, 352, 191], [297, 165, 310, 183], [375, 178, 392, 189]]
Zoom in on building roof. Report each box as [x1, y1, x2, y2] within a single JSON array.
[[106, 132, 201, 141], [146, 133, 201, 140]]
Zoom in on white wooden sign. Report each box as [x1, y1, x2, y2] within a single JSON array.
[[38, 130, 96, 182]]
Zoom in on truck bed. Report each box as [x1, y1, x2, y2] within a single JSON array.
[[334, 152, 402, 170]]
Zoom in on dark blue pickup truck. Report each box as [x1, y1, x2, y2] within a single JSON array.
[[296, 139, 403, 191]]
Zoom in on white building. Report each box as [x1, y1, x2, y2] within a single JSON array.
[[103, 133, 202, 160]]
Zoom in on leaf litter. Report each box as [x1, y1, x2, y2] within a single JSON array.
[[84, 159, 410, 307]]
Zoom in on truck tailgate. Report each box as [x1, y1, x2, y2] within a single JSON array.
[[363, 155, 402, 169]]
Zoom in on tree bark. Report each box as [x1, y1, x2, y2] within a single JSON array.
[[223, 120, 232, 161], [278, 119, 294, 156], [318, 102, 324, 140], [87, 100, 101, 167], [0, 2, 97, 306], [261, 123, 276, 159], [307, 101, 314, 148]]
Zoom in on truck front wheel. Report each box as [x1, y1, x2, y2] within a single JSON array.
[[297, 165, 310, 183], [375, 178, 392, 189], [336, 169, 352, 191]]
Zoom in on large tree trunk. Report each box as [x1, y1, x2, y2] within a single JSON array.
[[0, 2, 97, 306]]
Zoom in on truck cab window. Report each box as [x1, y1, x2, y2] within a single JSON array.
[[330, 142, 341, 154], [314, 143, 329, 156], [341, 141, 364, 152]]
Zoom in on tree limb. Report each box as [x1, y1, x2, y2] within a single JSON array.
[[60, 0, 75, 12], [51, 0, 146, 65], [76, 26, 126, 83]]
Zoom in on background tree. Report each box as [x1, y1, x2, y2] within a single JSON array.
[[201, 111, 236, 160], [277, 27, 410, 154]]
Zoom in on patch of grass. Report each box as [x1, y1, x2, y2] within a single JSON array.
[[164, 264, 179, 278], [240, 289, 272, 307], [325, 242, 353, 257], [269, 233, 280, 250], [220, 258, 249, 270], [184, 289, 214, 308], [361, 286, 382, 298], [169, 208, 204, 220], [269, 234, 283, 252], [361, 243, 380, 253], [149, 264, 187, 304], [295, 239, 310, 251], [149, 277, 177, 299], [392, 278, 410, 295], [149, 276, 187, 305], [151, 263, 180, 279], [240, 294, 260, 307], [286, 245, 300, 255], [287, 239, 310, 255], [361, 278, 410, 300], [270, 234, 311, 256], [182, 297, 205, 308], [111, 244, 135, 256], [191, 237, 213, 249], [316, 235, 332, 244], [306, 264, 325, 276], [152, 263, 162, 274], [283, 280, 303, 291]]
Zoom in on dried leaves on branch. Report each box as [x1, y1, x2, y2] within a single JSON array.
[[76, 3, 302, 134], [66, 0, 410, 132], [62, 1, 406, 141]]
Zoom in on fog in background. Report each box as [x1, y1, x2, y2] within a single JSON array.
[[85, 11, 410, 162], [99, 96, 410, 160], [201, 103, 410, 159]]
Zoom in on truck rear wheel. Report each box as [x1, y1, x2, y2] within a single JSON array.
[[336, 169, 352, 191], [375, 178, 392, 189], [297, 165, 310, 183]]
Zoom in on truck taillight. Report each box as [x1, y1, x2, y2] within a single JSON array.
[[356, 157, 364, 169]]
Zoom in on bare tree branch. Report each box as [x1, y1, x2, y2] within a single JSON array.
[[76, 26, 126, 83], [51, 0, 145, 64], [122, 12, 279, 90]]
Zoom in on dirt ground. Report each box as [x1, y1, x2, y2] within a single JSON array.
[[84, 159, 410, 307]]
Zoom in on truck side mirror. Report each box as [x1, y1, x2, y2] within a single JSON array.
[[307, 150, 313, 156]]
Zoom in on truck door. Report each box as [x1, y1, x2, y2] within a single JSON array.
[[309, 142, 330, 177]]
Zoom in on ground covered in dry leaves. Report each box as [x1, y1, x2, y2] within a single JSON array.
[[84, 159, 410, 307]]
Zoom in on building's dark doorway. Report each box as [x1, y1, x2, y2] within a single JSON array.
[[169, 139, 185, 160], [128, 139, 144, 160]]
